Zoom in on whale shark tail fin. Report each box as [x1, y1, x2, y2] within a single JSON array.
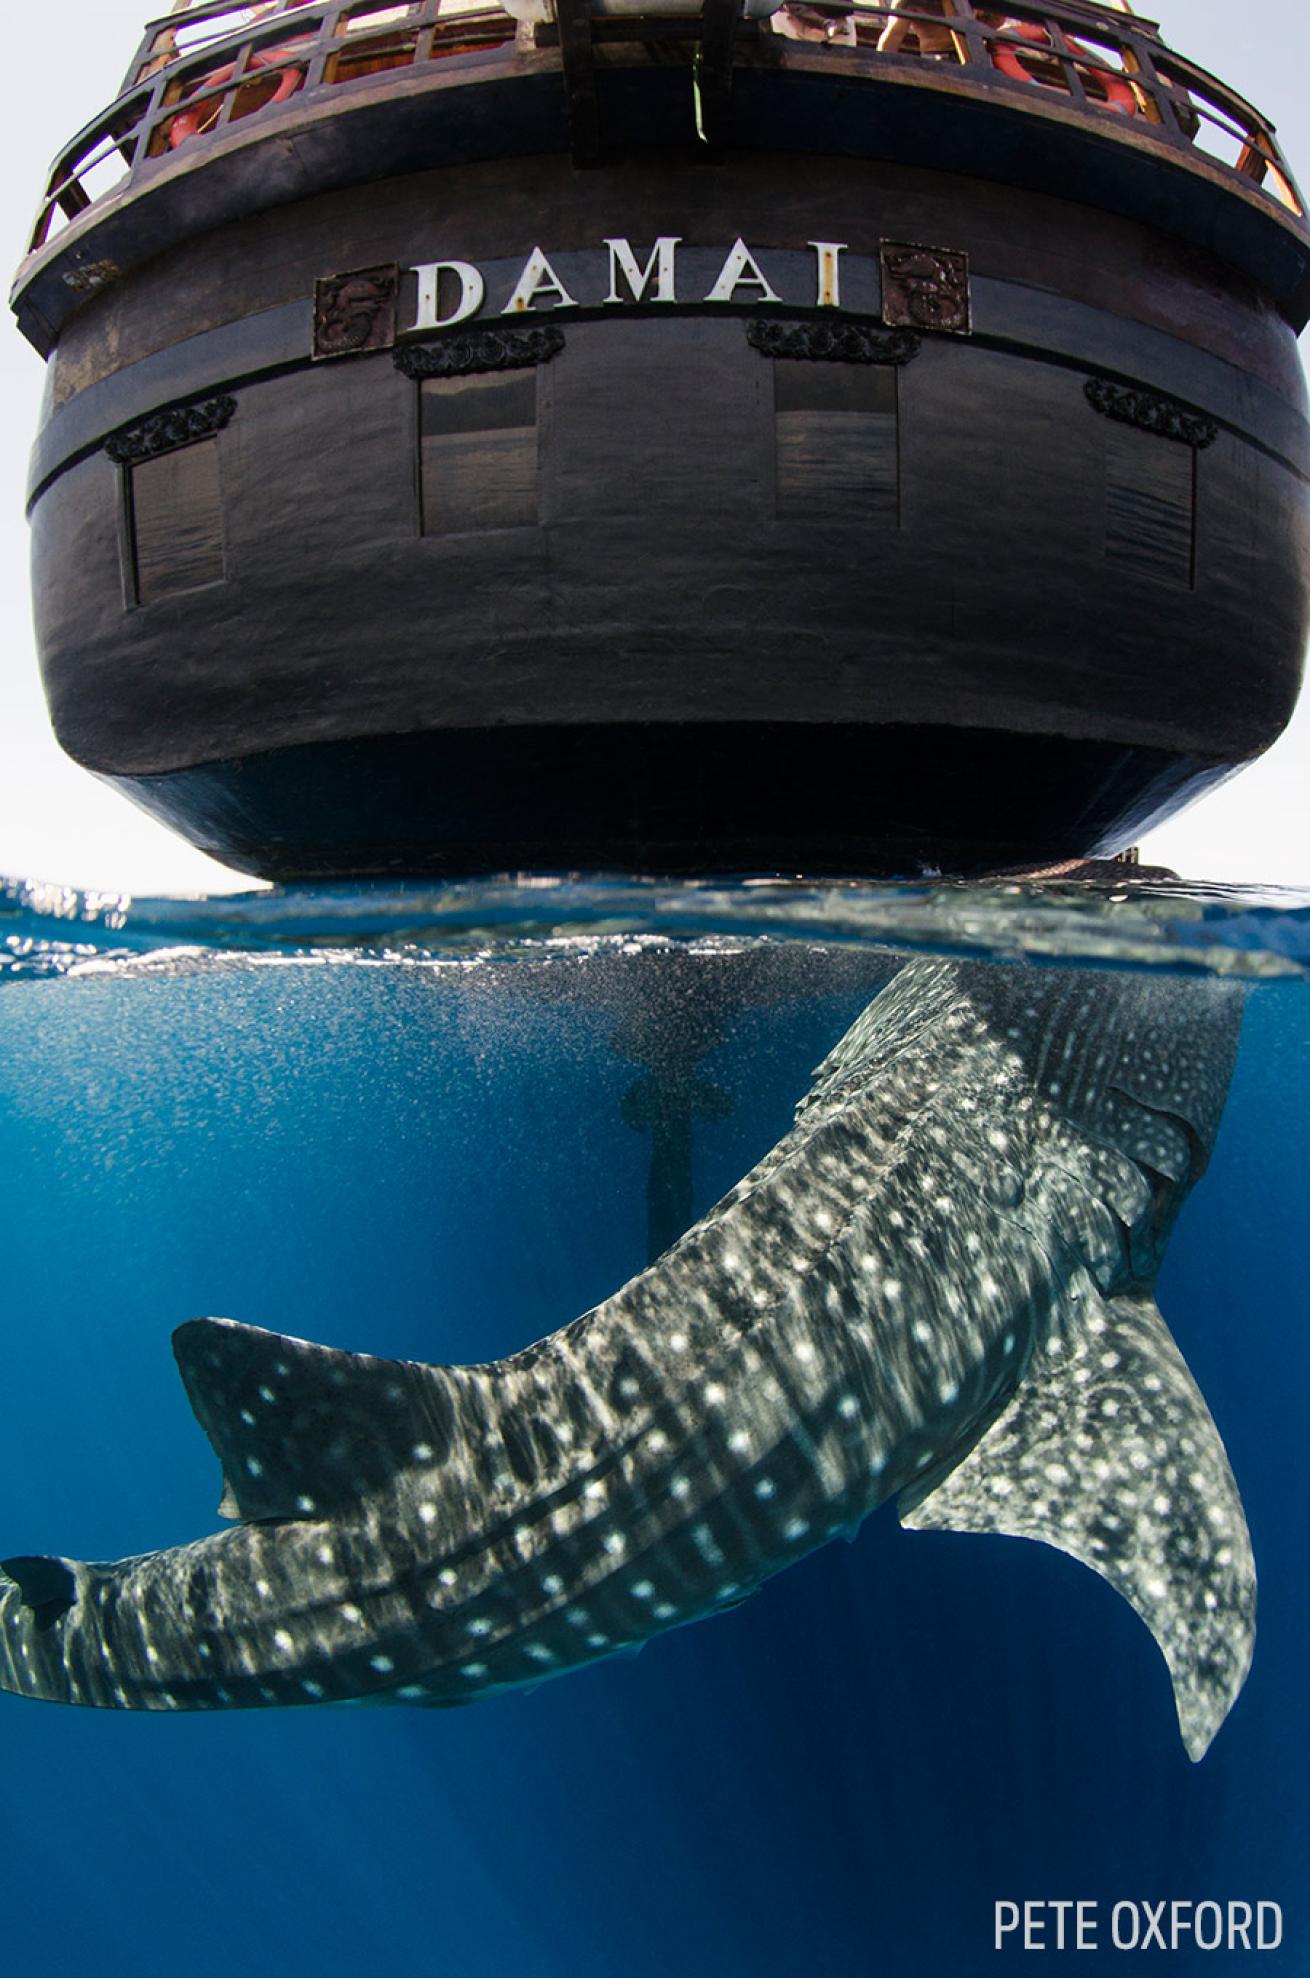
[[899, 1282, 1255, 1762], [173, 1318, 460, 1524]]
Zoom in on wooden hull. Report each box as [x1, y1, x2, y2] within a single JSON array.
[[18, 50, 1310, 877]]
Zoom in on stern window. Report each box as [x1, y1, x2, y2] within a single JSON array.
[[419, 372, 539, 535], [127, 438, 227, 605], [772, 362, 899, 523], [1104, 424, 1196, 589]]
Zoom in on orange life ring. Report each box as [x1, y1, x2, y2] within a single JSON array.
[[989, 18, 1138, 115], [168, 45, 307, 149]]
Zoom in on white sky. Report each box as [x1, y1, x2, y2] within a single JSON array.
[[0, 1, 1305, 895]]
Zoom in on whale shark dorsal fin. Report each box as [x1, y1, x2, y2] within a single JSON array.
[[172, 1319, 458, 1523], [899, 1284, 1255, 1762]]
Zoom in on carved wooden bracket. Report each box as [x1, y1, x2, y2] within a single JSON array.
[[1085, 378, 1219, 449], [313, 264, 400, 359], [880, 241, 971, 335], [746, 318, 921, 364], [104, 394, 237, 465], [394, 327, 567, 378]]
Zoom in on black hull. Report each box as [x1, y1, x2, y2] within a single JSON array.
[[16, 4, 1310, 880], [110, 723, 1231, 881]]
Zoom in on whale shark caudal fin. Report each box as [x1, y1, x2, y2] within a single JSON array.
[[899, 1282, 1255, 1762], [172, 1318, 460, 1523]]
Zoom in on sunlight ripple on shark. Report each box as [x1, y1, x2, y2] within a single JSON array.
[[0, 958, 1254, 1758]]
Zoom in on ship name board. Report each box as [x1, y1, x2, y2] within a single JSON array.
[[311, 239, 972, 357], [409, 238, 849, 329]]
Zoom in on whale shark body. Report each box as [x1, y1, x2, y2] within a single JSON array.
[[0, 957, 1254, 1757]]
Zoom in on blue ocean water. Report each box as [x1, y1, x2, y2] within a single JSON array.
[[0, 875, 1307, 1976]]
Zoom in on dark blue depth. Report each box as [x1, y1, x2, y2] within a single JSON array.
[[0, 939, 1304, 1976]]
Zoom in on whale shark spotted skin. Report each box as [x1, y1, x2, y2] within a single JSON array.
[[0, 958, 1253, 1758]]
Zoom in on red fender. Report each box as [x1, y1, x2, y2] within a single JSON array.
[[168, 45, 306, 149], [989, 18, 1137, 115], [1075, 42, 1138, 116], [987, 16, 1053, 85]]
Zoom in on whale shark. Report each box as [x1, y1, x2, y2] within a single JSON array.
[[0, 956, 1254, 1758]]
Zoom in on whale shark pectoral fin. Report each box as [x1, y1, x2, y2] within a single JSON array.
[[899, 1285, 1255, 1762], [172, 1318, 458, 1524]]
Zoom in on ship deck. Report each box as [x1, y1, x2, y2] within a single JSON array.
[[13, 0, 1310, 353]]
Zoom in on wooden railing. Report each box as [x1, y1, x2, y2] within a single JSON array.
[[25, 0, 1305, 254]]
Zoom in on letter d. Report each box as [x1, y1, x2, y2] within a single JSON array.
[[1257, 1903, 1283, 1949], [409, 261, 486, 332]]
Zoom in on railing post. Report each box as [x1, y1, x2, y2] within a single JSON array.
[[415, 0, 443, 66], [555, 0, 602, 167], [1042, 18, 1091, 112], [697, 0, 739, 154], [944, 0, 990, 76], [296, 6, 334, 94]]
